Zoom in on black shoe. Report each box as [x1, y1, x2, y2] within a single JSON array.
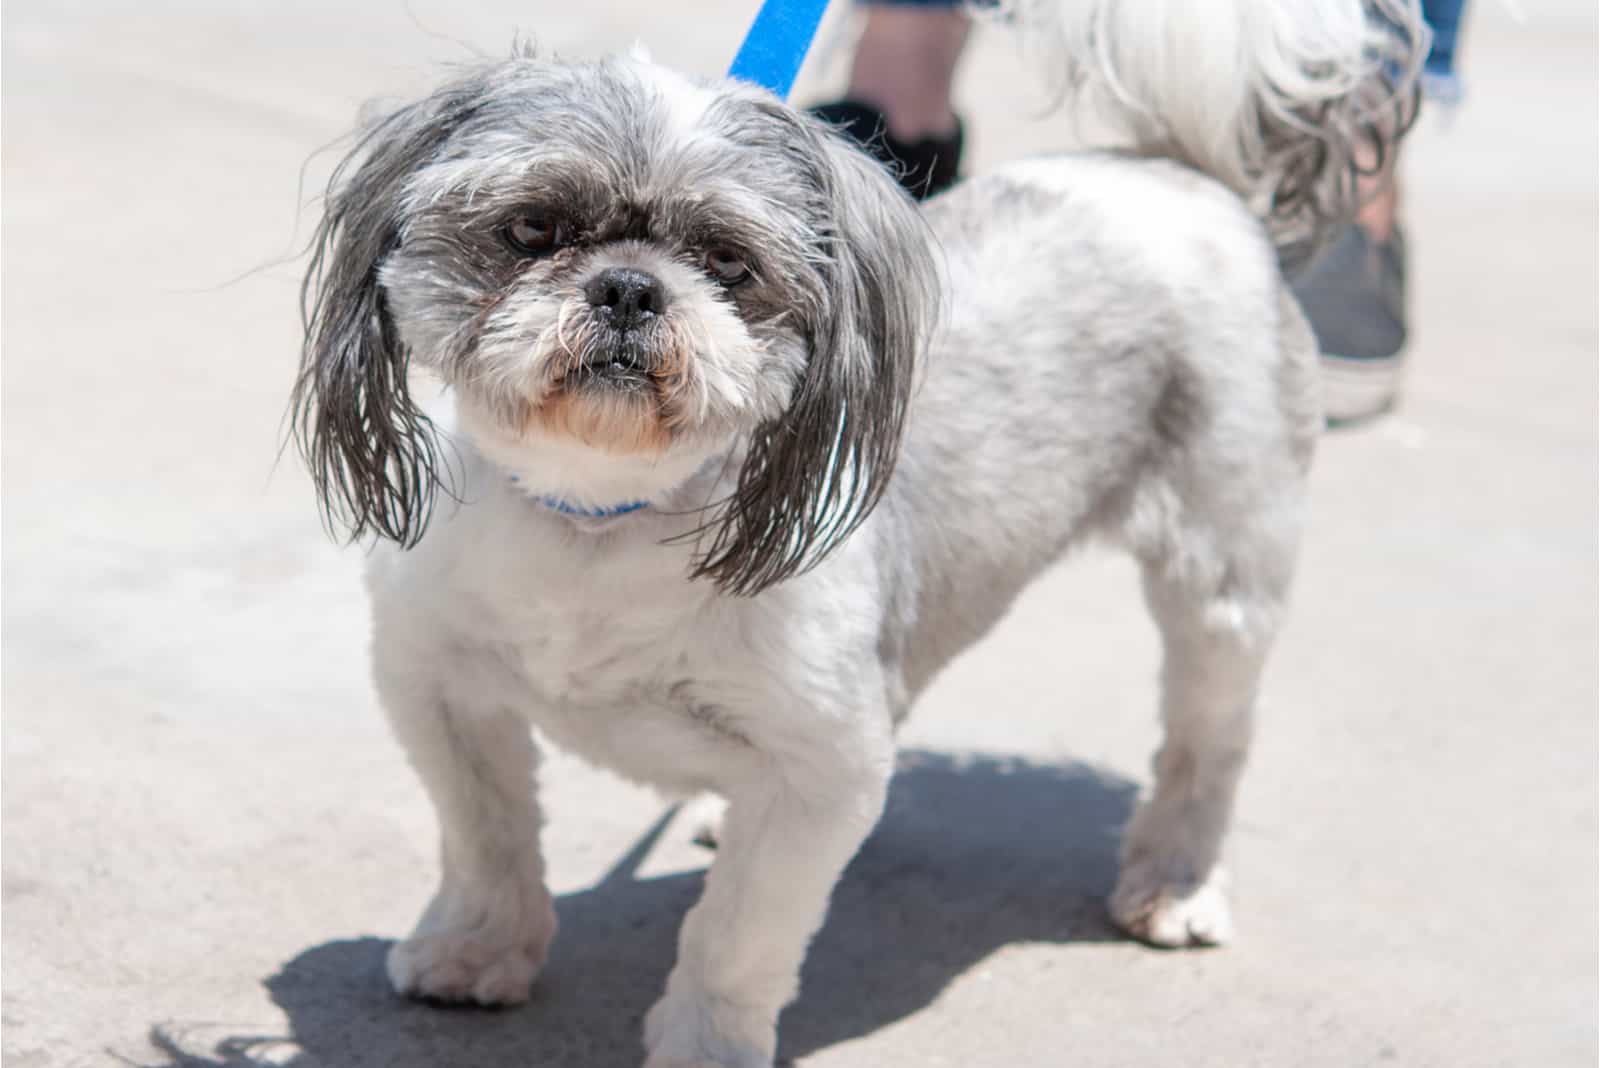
[[1291, 224, 1410, 425], [810, 99, 964, 200]]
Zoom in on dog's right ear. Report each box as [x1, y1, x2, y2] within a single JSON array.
[[290, 82, 484, 549]]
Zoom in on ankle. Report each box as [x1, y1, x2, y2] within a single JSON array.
[[846, 7, 968, 141]]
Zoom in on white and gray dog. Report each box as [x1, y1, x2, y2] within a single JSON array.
[[291, 2, 1421, 1063]]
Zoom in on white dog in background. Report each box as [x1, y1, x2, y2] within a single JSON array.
[[290, 2, 1421, 1064]]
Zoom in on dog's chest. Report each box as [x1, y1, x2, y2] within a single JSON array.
[[450, 549, 759, 794]]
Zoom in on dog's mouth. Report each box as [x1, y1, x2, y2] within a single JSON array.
[[569, 335, 655, 388], [519, 329, 693, 455], [547, 316, 671, 387], [559, 367, 656, 406]]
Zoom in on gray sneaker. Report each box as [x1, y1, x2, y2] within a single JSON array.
[[1291, 224, 1409, 425]]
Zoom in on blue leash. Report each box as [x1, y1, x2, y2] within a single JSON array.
[[727, 0, 832, 99]]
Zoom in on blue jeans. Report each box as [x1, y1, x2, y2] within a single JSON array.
[[1421, 0, 1469, 101]]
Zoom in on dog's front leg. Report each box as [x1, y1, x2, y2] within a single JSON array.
[[643, 728, 893, 1068], [376, 650, 557, 1006]]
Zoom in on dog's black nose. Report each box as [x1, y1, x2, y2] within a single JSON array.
[[585, 267, 665, 330]]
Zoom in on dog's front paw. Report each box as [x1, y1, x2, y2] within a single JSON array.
[[642, 977, 775, 1068], [1109, 862, 1233, 948], [387, 888, 558, 1006]]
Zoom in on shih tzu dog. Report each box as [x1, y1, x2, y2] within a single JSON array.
[[290, 2, 1421, 1064]]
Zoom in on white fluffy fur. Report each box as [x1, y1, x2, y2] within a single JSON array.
[[1003, 0, 1425, 255], [298, 5, 1424, 1065], [371, 155, 1311, 1067]]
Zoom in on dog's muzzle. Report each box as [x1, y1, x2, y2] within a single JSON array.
[[582, 267, 669, 377]]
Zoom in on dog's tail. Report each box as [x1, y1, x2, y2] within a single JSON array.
[[1004, 0, 1427, 264]]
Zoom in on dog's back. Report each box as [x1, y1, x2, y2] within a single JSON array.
[[874, 152, 1318, 699]]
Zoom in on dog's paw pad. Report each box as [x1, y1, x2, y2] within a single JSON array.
[[387, 903, 556, 1006], [1109, 867, 1233, 948]]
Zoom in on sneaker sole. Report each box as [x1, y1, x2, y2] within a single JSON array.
[[1321, 353, 1403, 425]]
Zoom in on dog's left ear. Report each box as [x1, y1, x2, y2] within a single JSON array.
[[290, 80, 486, 549], [693, 105, 941, 596]]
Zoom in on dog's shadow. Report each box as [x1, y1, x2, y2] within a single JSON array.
[[146, 749, 1136, 1067]]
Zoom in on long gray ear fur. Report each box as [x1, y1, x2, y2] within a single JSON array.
[[692, 107, 941, 596], [289, 79, 486, 549]]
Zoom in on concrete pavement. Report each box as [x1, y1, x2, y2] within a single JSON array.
[[3, 2, 1595, 1065]]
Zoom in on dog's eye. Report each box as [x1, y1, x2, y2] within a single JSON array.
[[503, 213, 567, 256], [705, 247, 750, 286]]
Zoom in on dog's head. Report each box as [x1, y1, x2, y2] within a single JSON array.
[[292, 50, 938, 594]]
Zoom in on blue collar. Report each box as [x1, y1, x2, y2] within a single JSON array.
[[507, 475, 651, 518], [535, 495, 650, 519]]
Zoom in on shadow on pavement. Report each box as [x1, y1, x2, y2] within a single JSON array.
[[144, 749, 1136, 1067]]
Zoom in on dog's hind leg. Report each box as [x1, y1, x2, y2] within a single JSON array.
[[1108, 342, 1314, 947], [1109, 556, 1275, 947]]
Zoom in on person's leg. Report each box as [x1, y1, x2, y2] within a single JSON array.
[[846, 5, 968, 141], [1421, 0, 1469, 105], [1355, 159, 1400, 245], [1296, 0, 1471, 425], [1355, 0, 1469, 245], [811, 3, 970, 198]]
